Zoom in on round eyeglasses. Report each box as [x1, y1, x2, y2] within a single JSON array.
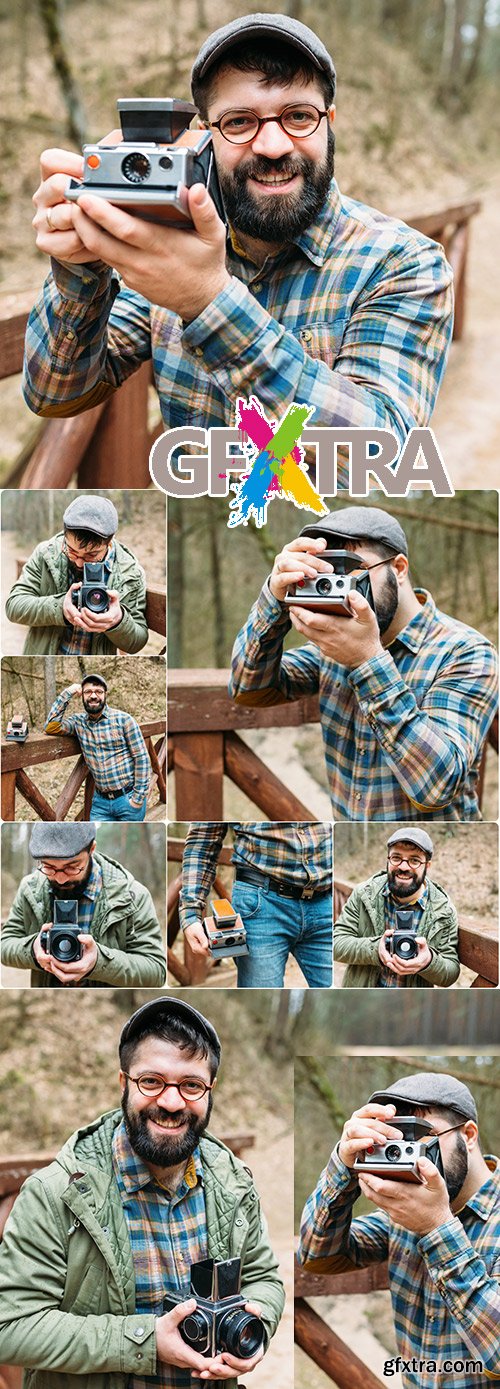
[[387, 853, 427, 869], [123, 1073, 213, 1100], [209, 103, 329, 145]]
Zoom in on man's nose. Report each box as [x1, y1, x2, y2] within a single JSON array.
[[156, 1085, 187, 1111], [251, 120, 295, 159]]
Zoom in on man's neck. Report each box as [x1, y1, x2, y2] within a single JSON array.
[[382, 587, 423, 648], [452, 1152, 493, 1213], [146, 1156, 191, 1194], [391, 881, 426, 907], [232, 227, 285, 268]]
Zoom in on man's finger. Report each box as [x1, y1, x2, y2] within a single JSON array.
[[40, 149, 84, 180], [187, 183, 223, 237], [73, 196, 148, 252]]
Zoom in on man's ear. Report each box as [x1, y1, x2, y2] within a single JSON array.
[[328, 105, 336, 127], [119, 1070, 126, 1096], [463, 1120, 479, 1151]]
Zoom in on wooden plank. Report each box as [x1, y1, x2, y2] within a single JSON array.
[[173, 732, 224, 818], [146, 585, 167, 637], [147, 736, 166, 802], [1, 721, 165, 772], [1, 771, 16, 821], [407, 200, 480, 239], [83, 774, 95, 820], [15, 769, 57, 820], [295, 1260, 389, 1297], [295, 1298, 386, 1389], [447, 222, 469, 341], [167, 946, 191, 986], [18, 407, 107, 489], [78, 362, 151, 488], [54, 756, 88, 820], [224, 730, 314, 820], [168, 840, 234, 867], [169, 669, 320, 734], [0, 293, 33, 379], [457, 924, 498, 984]]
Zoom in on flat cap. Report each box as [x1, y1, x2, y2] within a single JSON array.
[[369, 1072, 477, 1123], [119, 997, 221, 1065], [30, 822, 97, 858], [387, 828, 434, 856], [300, 506, 408, 556], [81, 673, 108, 692], [191, 13, 336, 95], [63, 496, 118, 537]]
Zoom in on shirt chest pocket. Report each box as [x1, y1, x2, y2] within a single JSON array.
[[296, 319, 347, 371]]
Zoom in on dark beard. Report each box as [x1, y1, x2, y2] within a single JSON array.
[[83, 696, 105, 716], [387, 865, 427, 899], [444, 1133, 469, 1202], [374, 567, 399, 637], [219, 127, 334, 243], [50, 854, 93, 900], [122, 1082, 212, 1168]]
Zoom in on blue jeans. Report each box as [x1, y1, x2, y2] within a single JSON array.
[[90, 790, 147, 821], [231, 881, 333, 989]]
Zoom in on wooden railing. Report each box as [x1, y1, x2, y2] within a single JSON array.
[[0, 200, 480, 487], [168, 837, 235, 986], [295, 1258, 389, 1389], [168, 672, 498, 822], [1, 718, 166, 821], [334, 877, 499, 988]]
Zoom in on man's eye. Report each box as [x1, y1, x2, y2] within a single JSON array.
[[223, 114, 254, 131], [286, 108, 316, 128], [182, 1081, 205, 1095], [140, 1076, 162, 1090]]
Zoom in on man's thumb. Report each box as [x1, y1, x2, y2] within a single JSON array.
[[417, 1156, 440, 1182], [167, 1298, 196, 1324], [348, 590, 370, 616], [189, 183, 218, 231]]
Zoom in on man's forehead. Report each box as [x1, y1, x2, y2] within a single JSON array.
[[389, 840, 428, 854], [208, 67, 325, 115], [130, 1036, 211, 1075]]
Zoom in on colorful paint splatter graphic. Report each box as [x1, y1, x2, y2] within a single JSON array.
[[228, 396, 328, 528]]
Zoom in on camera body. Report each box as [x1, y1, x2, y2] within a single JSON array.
[[66, 99, 225, 227], [5, 715, 29, 743], [203, 899, 249, 960], [163, 1257, 264, 1360], [40, 899, 82, 963], [76, 563, 110, 615], [284, 551, 376, 615], [386, 908, 419, 961], [353, 1116, 445, 1183]]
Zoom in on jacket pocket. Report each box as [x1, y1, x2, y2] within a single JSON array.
[[298, 319, 346, 371]]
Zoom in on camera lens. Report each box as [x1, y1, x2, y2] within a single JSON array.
[[53, 934, 80, 962], [335, 578, 345, 589], [180, 1310, 210, 1354], [315, 577, 333, 595], [122, 152, 151, 183], [385, 1144, 402, 1163], [159, 155, 173, 170], [218, 1309, 265, 1359]]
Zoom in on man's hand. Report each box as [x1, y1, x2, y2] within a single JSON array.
[[68, 184, 231, 321], [358, 1156, 453, 1235], [377, 934, 399, 973], [289, 590, 383, 668], [63, 585, 123, 632], [198, 1304, 265, 1381], [33, 931, 98, 985], [184, 922, 210, 956], [269, 535, 333, 603], [32, 148, 103, 265], [379, 933, 432, 976], [155, 1300, 224, 1377], [338, 1103, 404, 1169], [67, 683, 82, 697]]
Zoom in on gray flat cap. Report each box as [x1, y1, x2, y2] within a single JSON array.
[[191, 13, 336, 95], [63, 496, 118, 537], [81, 673, 108, 692], [387, 828, 434, 856], [300, 506, 408, 556], [369, 1073, 477, 1123], [119, 997, 221, 1065], [30, 822, 97, 858]]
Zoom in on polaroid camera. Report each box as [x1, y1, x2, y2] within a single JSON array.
[[353, 1116, 445, 1184]]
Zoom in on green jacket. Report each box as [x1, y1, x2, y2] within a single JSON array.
[[5, 532, 148, 654], [334, 871, 460, 988], [0, 850, 166, 988], [0, 1110, 285, 1389]]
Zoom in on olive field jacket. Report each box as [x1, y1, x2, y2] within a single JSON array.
[[334, 871, 460, 988], [5, 533, 148, 654], [0, 1111, 285, 1389]]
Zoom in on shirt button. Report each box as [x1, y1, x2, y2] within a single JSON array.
[[136, 1326, 145, 1336], [301, 329, 312, 342], [136, 1352, 143, 1361], [65, 330, 76, 341], [253, 281, 262, 293], [235, 1218, 244, 1226], [355, 793, 362, 800], [193, 347, 204, 358]]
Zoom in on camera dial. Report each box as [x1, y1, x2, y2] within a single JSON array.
[[316, 577, 333, 595], [122, 152, 151, 183], [385, 1144, 402, 1162]]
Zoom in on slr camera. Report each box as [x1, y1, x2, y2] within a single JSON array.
[[284, 550, 376, 615], [40, 899, 82, 963], [385, 908, 419, 961], [163, 1257, 264, 1359], [203, 899, 249, 961], [5, 715, 29, 743], [66, 98, 225, 227], [76, 563, 110, 615], [353, 1116, 445, 1184]]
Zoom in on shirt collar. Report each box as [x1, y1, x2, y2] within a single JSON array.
[[456, 1156, 500, 1221], [386, 590, 437, 655], [383, 879, 428, 911], [83, 857, 102, 903], [84, 705, 110, 728], [112, 1118, 204, 1196], [228, 177, 342, 270]]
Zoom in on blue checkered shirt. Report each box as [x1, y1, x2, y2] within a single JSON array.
[[378, 880, 428, 988], [229, 583, 498, 821], [22, 179, 453, 484], [179, 822, 332, 930], [298, 1147, 500, 1388], [58, 543, 115, 655], [45, 689, 150, 805], [112, 1119, 207, 1389]]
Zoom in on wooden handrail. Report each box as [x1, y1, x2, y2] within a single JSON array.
[[1, 718, 166, 821]]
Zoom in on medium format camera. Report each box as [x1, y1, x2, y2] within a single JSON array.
[[5, 716, 29, 743], [385, 909, 419, 961], [353, 1116, 445, 1184], [66, 98, 225, 227], [76, 563, 110, 615], [163, 1257, 264, 1359], [40, 899, 82, 963], [203, 899, 249, 961], [284, 550, 376, 615]]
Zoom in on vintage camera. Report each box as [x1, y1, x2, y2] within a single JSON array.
[[163, 1257, 264, 1359], [385, 909, 419, 961], [5, 716, 29, 743], [40, 899, 82, 963], [203, 899, 249, 961], [76, 563, 110, 615], [66, 98, 225, 227], [284, 550, 376, 615], [353, 1116, 445, 1184]]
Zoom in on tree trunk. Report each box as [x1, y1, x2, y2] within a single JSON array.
[[37, 0, 87, 146]]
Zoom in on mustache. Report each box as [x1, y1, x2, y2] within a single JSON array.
[[140, 1107, 188, 1125], [234, 153, 309, 182]]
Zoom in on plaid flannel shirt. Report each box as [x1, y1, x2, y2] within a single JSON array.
[[112, 1119, 207, 1389], [378, 880, 428, 988], [179, 822, 332, 930], [23, 179, 453, 483], [45, 689, 150, 805], [229, 583, 498, 821], [298, 1146, 500, 1388], [59, 544, 115, 655]]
